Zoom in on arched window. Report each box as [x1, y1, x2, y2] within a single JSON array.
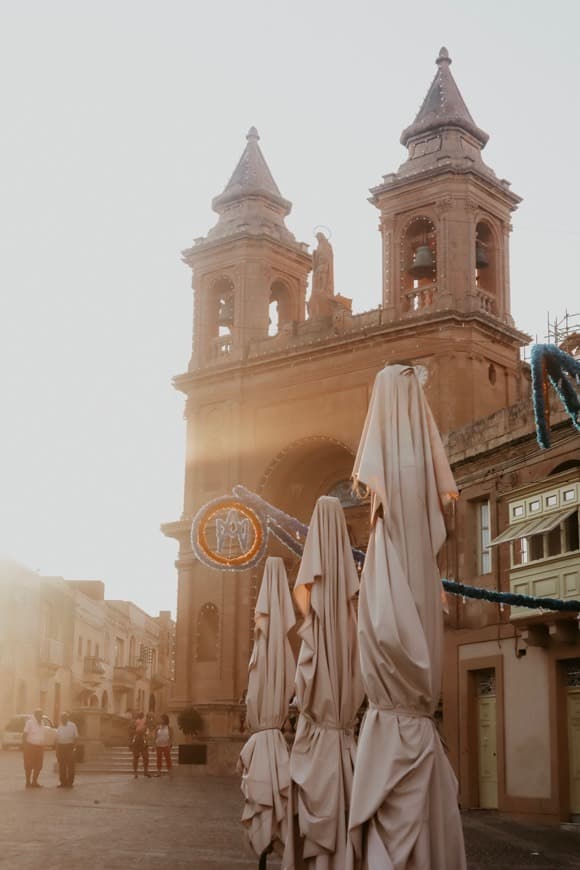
[[400, 217, 437, 312], [327, 479, 366, 509], [269, 280, 293, 336], [475, 221, 497, 306], [212, 277, 235, 357], [148, 693, 156, 713], [101, 690, 109, 712], [197, 602, 219, 662]]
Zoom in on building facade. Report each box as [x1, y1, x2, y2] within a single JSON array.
[[0, 565, 175, 746], [164, 47, 580, 818]]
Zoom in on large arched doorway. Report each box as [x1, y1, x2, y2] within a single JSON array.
[[259, 436, 357, 522]]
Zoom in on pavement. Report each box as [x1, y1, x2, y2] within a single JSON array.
[[0, 750, 579, 869]]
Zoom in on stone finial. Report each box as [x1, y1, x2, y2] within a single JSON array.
[[246, 126, 260, 141], [400, 45, 488, 148]]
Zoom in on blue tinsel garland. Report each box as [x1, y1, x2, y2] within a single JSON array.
[[531, 343, 580, 449], [232, 487, 580, 613]]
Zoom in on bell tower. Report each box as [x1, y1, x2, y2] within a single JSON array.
[[373, 47, 519, 327], [183, 127, 311, 369]]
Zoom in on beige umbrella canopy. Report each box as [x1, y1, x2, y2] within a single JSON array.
[[239, 556, 297, 859], [283, 496, 364, 870], [347, 364, 466, 870]]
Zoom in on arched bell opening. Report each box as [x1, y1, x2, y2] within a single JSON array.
[[475, 222, 497, 305], [268, 279, 293, 336], [400, 216, 437, 313], [209, 276, 235, 359]]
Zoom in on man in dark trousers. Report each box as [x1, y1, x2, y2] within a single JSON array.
[[56, 712, 79, 788], [22, 709, 45, 788]]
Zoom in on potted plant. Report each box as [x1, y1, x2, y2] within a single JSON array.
[[176, 707, 207, 764]]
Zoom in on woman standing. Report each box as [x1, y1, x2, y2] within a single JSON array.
[[129, 712, 151, 779], [155, 714, 173, 775]]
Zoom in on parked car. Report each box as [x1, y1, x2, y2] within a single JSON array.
[[1, 713, 57, 750]]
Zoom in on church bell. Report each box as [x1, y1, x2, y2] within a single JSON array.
[[476, 240, 489, 268], [218, 294, 234, 327], [409, 244, 434, 278]]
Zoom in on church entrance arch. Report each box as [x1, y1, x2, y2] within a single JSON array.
[[258, 435, 369, 559], [259, 436, 357, 523]]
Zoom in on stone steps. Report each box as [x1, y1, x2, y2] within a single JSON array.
[[79, 746, 178, 774]]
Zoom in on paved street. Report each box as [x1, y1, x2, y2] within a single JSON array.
[[0, 750, 578, 869]]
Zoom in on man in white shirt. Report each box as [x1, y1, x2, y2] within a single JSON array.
[[56, 712, 79, 788], [23, 709, 45, 788]]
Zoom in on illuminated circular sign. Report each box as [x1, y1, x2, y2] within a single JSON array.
[[191, 497, 267, 570]]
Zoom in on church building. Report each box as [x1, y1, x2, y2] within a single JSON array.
[[163, 48, 580, 821]]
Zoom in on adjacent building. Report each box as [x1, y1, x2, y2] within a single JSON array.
[[0, 563, 175, 744]]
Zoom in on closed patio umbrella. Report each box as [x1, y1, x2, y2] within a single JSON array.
[[283, 495, 364, 870], [239, 556, 297, 863], [347, 364, 466, 870]]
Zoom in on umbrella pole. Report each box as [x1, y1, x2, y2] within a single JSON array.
[[258, 844, 272, 870]]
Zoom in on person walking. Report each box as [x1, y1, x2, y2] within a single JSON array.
[[129, 711, 150, 778], [154, 714, 173, 776], [56, 712, 78, 788], [22, 709, 45, 788]]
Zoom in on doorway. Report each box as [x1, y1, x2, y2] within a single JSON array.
[[477, 668, 498, 809], [565, 659, 580, 818]]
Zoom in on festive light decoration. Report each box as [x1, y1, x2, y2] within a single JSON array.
[[192, 487, 580, 612], [531, 343, 580, 448], [191, 497, 266, 570]]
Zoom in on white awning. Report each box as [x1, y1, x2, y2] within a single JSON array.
[[489, 506, 577, 547]]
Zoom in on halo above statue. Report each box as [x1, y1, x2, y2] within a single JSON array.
[[312, 224, 332, 241]]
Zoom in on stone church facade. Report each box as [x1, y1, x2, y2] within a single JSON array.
[[163, 48, 580, 820]]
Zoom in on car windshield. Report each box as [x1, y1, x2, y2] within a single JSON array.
[[5, 717, 26, 732]]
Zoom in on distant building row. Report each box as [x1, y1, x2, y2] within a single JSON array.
[[0, 560, 175, 741]]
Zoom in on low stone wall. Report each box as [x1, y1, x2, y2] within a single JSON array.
[[175, 736, 247, 778]]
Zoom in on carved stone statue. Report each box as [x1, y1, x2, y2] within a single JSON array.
[[308, 233, 336, 320], [312, 232, 334, 297]]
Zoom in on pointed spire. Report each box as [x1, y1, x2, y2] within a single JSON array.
[[401, 47, 488, 148], [212, 126, 290, 213]]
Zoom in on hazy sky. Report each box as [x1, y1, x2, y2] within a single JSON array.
[[1, 1, 578, 616]]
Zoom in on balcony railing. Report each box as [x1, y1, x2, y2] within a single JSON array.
[[39, 638, 65, 671], [113, 665, 137, 690], [150, 672, 168, 690], [126, 656, 147, 674], [83, 656, 106, 682], [475, 288, 496, 315], [402, 284, 437, 315], [209, 335, 233, 362], [509, 550, 580, 620]]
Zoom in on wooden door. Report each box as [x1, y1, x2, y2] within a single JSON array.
[[567, 662, 580, 816], [478, 670, 498, 809]]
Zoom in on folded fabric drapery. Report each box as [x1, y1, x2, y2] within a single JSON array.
[[239, 557, 297, 858], [283, 496, 364, 870], [347, 364, 466, 870]]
